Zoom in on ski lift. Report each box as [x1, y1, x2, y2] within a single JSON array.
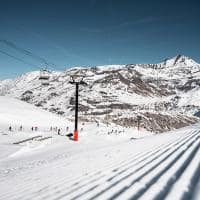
[[39, 68, 50, 86]]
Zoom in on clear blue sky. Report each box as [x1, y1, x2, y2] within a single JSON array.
[[0, 0, 200, 79]]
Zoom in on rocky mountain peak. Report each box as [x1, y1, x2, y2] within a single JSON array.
[[0, 55, 200, 133], [161, 55, 199, 67]]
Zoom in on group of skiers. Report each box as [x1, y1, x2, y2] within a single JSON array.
[[8, 125, 70, 135], [50, 126, 69, 135], [31, 126, 38, 131], [8, 125, 38, 132]]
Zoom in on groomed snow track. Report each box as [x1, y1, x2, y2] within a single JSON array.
[[0, 129, 200, 200]]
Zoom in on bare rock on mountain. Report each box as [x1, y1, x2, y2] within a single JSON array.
[[1, 55, 200, 133]]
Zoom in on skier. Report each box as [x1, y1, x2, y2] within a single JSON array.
[[31, 127, 34, 131], [19, 125, 23, 131], [58, 128, 61, 135], [9, 126, 12, 131]]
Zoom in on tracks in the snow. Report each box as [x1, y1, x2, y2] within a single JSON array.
[[0, 130, 200, 200], [59, 130, 200, 200], [69, 130, 200, 200]]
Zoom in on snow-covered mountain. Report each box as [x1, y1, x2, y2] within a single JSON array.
[[1, 55, 200, 132], [0, 96, 72, 131]]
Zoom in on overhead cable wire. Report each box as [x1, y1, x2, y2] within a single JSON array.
[[0, 49, 40, 69], [0, 39, 56, 68]]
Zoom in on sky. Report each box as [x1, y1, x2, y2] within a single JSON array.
[[0, 0, 200, 79]]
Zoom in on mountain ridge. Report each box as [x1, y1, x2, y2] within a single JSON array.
[[0, 55, 200, 133]]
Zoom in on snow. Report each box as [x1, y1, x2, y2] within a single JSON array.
[[0, 54, 200, 133], [0, 55, 200, 199], [178, 88, 200, 107], [95, 65, 126, 71], [159, 55, 199, 68], [0, 96, 199, 199], [0, 96, 72, 131]]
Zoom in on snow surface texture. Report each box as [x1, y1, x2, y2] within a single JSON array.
[[0, 55, 199, 133], [0, 114, 199, 199], [0, 96, 72, 130], [0, 80, 199, 200]]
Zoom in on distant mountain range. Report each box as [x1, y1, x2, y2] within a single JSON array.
[[1, 55, 200, 132]]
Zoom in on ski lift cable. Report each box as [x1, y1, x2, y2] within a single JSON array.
[[0, 48, 64, 88], [0, 49, 40, 69], [0, 39, 88, 73], [0, 39, 57, 69], [0, 49, 48, 90], [0, 47, 64, 86], [0, 39, 83, 84]]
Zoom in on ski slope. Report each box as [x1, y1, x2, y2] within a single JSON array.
[[0, 125, 199, 200], [0, 96, 72, 131], [0, 96, 199, 200]]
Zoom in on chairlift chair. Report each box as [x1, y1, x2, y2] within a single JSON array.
[[39, 69, 50, 85]]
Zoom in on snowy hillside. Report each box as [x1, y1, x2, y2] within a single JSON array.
[[0, 96, 75, 154], [0, 95, 148, 146], [0, 96, 72, 131], [0, 56, 200, 200], [0, 93, 199, 200], [0, 118, 199, 199], [0, 55, 200, 132]]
